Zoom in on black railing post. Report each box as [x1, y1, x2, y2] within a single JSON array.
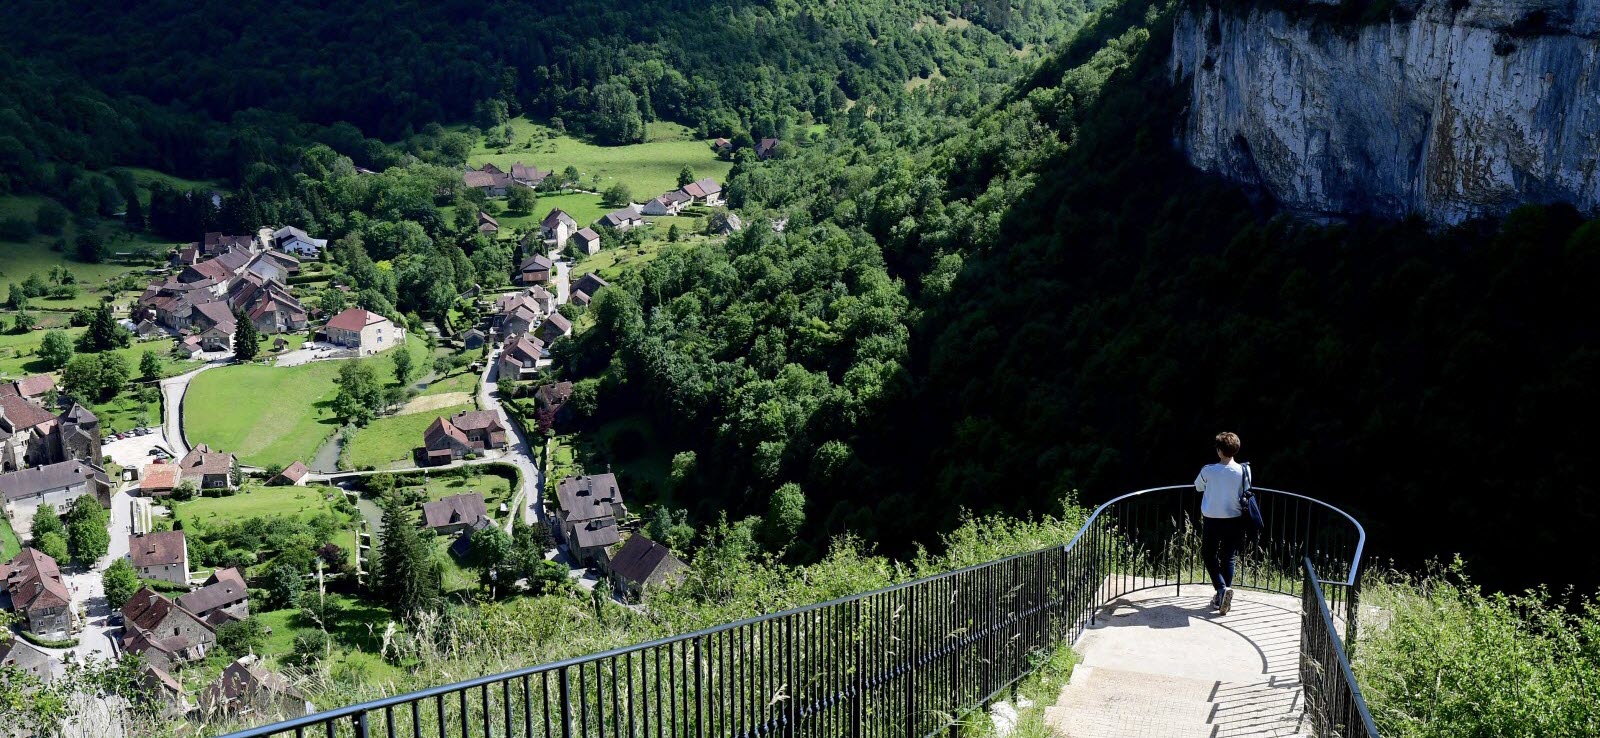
[[353, 710, 368, 738], [558, 666, 574, 738]]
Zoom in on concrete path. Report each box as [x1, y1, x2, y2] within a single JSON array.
[[159, 360, 231, 457], [1046, 585, 1308, 738]]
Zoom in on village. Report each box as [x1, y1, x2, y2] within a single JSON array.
[[0, 142, 768, 720]]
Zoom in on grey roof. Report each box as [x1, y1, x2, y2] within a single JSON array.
[[520, 254, 554, 272], [609, 534, 686, 589], [177, 568, 249, 614], [0, 461, 109, 502], [542, 209, 579, 230], [422, 493, 488, 529], [556, 474, 623, 523], [573, 516, 621, 549]]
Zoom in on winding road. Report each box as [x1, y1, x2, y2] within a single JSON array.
[[161, 346, 547, 533]]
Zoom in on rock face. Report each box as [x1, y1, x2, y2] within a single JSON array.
[[1171, 0, 1600, 222]]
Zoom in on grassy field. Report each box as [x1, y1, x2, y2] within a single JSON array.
[[108, 167, 227, 206], [575, 242, 679, 283], [469, 119, 732, 202], [0, 517, 20, 560], [91, 392, 161, 434], [343, 402, 474, 470], [0, 328, 200, 379], [255, 595, 404, 681], [172, 484, 348, 529], [0, 201, 176, 309], [184, 340, 427, 467]]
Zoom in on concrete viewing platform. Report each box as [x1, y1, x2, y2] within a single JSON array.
[[1046, 584, 1309, 738]]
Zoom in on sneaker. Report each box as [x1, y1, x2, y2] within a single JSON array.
[[1219, 588, 1235, 616], [1209, 592, 1221, 609]]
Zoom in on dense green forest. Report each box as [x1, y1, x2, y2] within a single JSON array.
[[4, 0, 1596, 593]]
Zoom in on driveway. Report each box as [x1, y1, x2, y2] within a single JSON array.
[[554, 260, 572, 304], [159, 361, 229, 457], [476, 350, 545, 531], [275, 341, 354, 367]]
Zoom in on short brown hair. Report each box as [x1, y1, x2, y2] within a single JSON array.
[[1215, 432, 1241, 457]]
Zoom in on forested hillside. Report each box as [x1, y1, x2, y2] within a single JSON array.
[[571, 1, 1600, 592]]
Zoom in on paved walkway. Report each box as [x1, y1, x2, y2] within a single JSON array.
[[1046, 585, 1308, 738]]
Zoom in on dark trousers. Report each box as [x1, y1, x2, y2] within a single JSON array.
[[1203, 516, 1245, 592]]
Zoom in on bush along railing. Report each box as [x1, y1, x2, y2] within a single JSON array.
[[1301, 559, 1378, 738], [222, 486, 1370, 738]]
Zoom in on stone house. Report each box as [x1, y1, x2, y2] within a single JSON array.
[[573, 227, 602, 256], [608, 534, 688, 599], [0, 460, 112, 534], [496, 333, 546, 381], [324, 308, 404, 355], [121, 587, 215, 672], [422, 493, 489, 535], [555, 474, 627, 568], [540, 209, 579, 247], [2, 548, 75, 638], [129, 531, 190, 586], [177, 568, 250, 626]]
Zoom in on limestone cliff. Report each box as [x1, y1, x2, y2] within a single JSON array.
[[1170, 0, 1600, 222]]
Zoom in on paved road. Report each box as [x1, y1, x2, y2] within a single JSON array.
[[476, 351, 545, 530], [159, 360, 231, 457]]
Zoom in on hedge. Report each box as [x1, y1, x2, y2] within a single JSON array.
[[20, 631, 79, 649]]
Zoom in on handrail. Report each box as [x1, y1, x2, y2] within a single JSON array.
[[1302, 558, 1380, 737], [1066, 484, 1367, 587], [220, 483, 1372, 738]]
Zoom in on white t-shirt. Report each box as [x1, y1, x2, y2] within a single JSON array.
[[1195, 461, 1244, 519]]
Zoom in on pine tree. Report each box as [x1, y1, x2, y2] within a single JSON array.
[[375, 494, 440, 619], [233, 310, 259, 361]]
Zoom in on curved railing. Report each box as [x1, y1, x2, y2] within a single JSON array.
[[1069, 485, 1366, 624], [220, 485, 1370, 738]]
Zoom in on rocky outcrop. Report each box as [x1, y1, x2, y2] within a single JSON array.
[[1171, 0, 1600, 222]]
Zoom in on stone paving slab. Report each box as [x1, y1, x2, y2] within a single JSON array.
[[1047, 585, 1309, 738]]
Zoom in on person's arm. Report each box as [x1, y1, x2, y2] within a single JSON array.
[[1195, 468, 1207, 492]]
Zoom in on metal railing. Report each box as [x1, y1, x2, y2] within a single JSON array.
[[1301, 560, 1379, 738], [222, 485, 1371, 738]]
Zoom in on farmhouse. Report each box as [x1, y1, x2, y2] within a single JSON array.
[[478, 211, 499, 234], [679, 178, 724, 206], [2, 548, 75, 638], [608, 534, 688, 599], [712, 137, 733, 154], [464, 164, 512, 196], [540, 209, 580, 247], [518, 254, 554, 285], [178, 444, 236, 490], [270, 226, 327, 258], [462, 328, 486, 349], [642, 191, 689, 216], [178, 568, 250, 626], [244, 249, 301, 282], [537, 312, 573, 346], [555, 474, 627, 568], [573, 227, 602, 256], [140, 461, 180, 496], [129, 531, 190, 586], [755, 138, 780, 160], [422, 410, 506, 465], [1, 375, 55, 402], [0, 460, 112, 532], [199, 655, 310, 719], [510, 162, 551, 188], [229, 273, 309, 334], [423, 493, 489, 535], [324, 307, 404, 355], [121, 587, 215, 671], [599, 205, 645, 231], [496, 333, 546, 381], [272, 461, 310, 486], [570, 273, 609, 307]]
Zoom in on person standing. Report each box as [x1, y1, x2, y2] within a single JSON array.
[[1195, 432, 1245, 615]]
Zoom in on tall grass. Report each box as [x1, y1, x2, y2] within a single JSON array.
[[1354, 561, 1600, 737]]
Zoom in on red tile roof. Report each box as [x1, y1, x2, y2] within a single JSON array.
[[326, 307, 383, 332], [130, 531, 187, 568]]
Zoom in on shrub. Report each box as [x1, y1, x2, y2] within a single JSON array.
[[20, 632, 78, 649], [1355, 562, 1600, 737]]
